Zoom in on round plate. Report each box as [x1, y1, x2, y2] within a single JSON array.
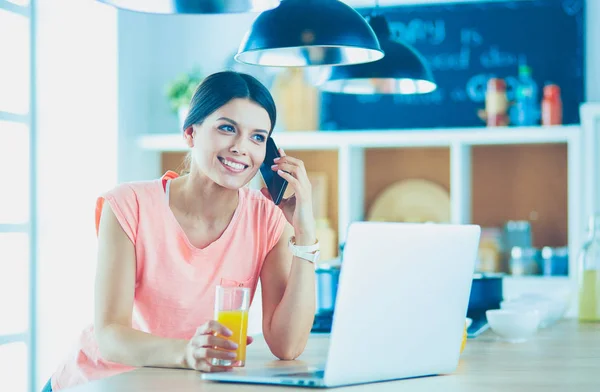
[[367, 179, 451, 223]]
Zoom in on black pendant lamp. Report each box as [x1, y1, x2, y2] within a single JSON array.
[[235, 0, 384, 67], [96, 0, 280, 14], [318, 12, 436, 94]]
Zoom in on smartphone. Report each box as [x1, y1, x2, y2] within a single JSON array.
[[259, 137, 288, 205]]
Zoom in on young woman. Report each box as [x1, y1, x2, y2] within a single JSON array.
[[44, 71, 317, 391]]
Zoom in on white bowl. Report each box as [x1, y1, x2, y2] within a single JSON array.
[[502, 293, 569, 327], [500, 299, 552, 328], [486, 309, 541, 343], [516, 293, 569, 325]]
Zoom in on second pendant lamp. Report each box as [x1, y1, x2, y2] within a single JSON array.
[[235, 0, 384, 67], [318, 12, 436, 95]]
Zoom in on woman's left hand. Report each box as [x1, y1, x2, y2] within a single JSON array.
[[262, 148, 316, 239]]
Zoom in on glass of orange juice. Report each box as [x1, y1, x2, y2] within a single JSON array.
[[211, 285, 250, 367]]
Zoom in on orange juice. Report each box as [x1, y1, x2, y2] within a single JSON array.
[[217, 309, 249, 365]]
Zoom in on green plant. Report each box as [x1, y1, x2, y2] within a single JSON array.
[[166, 68, 203, 113]]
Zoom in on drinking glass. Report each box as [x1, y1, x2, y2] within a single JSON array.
[[211, 285, 250, 367]]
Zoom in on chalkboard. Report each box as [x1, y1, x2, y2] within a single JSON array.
[[320, 0, 585, 130]]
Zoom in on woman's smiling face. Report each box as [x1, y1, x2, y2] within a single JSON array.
[[187, 98, 272, 189]]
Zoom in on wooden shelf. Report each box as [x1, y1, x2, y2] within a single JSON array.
[[364, 147, 450, 218], [472, 144, 569, 248]]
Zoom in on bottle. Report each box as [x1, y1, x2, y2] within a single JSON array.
[[480, 78, 509, 127], [578, 214, 600, 322], [511, 65, 539, 126], [541, 84, 562, 126]]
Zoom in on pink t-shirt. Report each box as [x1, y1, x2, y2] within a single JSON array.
[[51, 172, 286, 391]]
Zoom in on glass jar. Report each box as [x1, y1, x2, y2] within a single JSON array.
[[578, 214, 600, 322], [509, 246, 539, 276]]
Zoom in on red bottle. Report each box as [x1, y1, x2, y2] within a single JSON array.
[[542, 84, 562, 126]]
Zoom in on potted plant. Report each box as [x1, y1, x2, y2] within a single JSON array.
[[166, 68, 203, 129]]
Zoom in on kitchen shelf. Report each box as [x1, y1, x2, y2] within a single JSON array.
[[138, 124, 583, 257], [139, 125, 579, 151], [133, 119, 600, 317]]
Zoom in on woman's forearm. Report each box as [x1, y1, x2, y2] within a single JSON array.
[[96, 324, 188, 369], [267, 233, 317, 360]]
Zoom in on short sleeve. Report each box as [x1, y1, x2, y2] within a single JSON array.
[[95, 183, 140, 244]]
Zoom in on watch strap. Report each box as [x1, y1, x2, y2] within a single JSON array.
[[288, 236, 320, 263]]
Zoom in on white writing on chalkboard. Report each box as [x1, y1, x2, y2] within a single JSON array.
[[461, 28, 483, 46], [390, 19, 446, 45], [323, 0, 583, 129], [388, 19, 525, 104], [480, 46, 520, 68], [425, 48, 471, 71]]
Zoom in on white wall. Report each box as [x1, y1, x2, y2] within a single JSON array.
[[116, 11, 262, 182], [116, 11, 155, 182], [586, 0, 600, 102], [34, 0, 118, 390]]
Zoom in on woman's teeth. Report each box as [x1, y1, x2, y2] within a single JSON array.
[[222, 159, 246, 170]]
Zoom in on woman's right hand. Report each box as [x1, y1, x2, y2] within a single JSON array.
[[183, 320, 238, 372]]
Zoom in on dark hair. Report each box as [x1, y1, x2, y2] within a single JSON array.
[[183, 70, 277, 133]]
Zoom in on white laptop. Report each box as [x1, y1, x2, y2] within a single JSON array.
[[202, 221, 481, 388]]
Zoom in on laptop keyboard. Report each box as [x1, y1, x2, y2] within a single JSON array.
[[276, 370, 324, 378]]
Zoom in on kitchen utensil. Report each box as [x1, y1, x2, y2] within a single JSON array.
[[367, 179, 450, 223], [539, 246, 569, 276], [314, 260, 341, 315], [311, 249, 342, 333], [503, 220, 532, 249], [503, 293, 569, 328], [501, 298, 552, 328], [508, 246, 540, 276], [486, 308, 541, 343]]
